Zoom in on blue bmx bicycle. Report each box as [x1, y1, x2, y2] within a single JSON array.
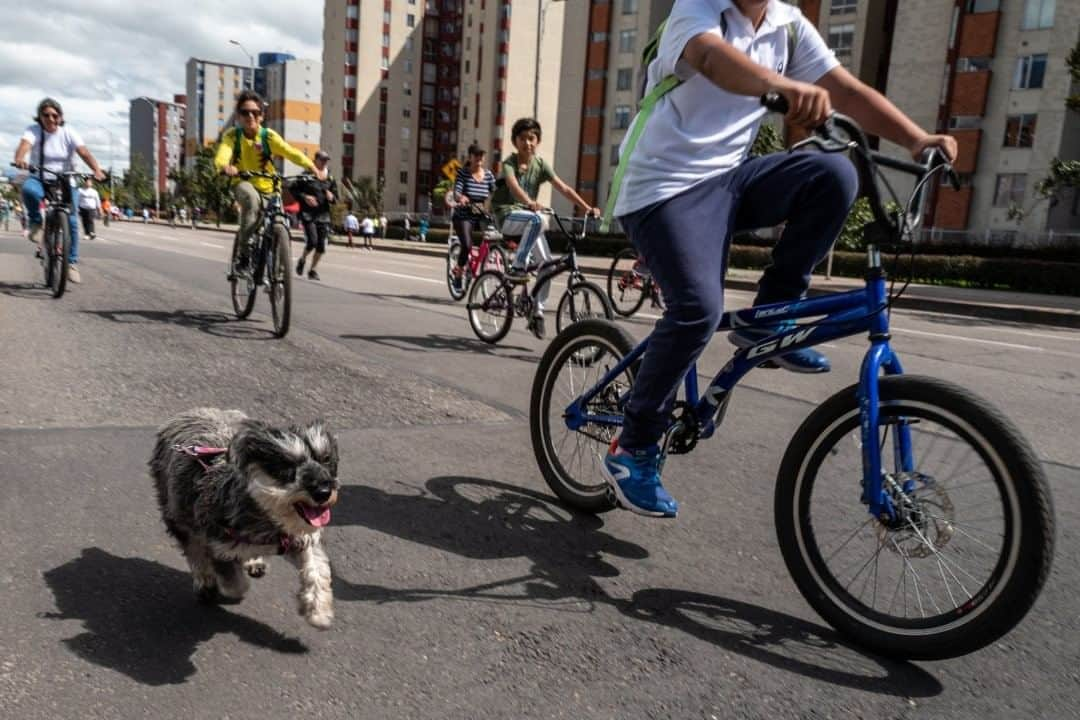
[[529, 96, 1054, 660]]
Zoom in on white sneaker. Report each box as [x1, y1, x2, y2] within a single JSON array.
[[67, 265, 81, 284]]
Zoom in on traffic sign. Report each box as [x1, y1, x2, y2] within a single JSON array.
[[441, 158, 462, 180]]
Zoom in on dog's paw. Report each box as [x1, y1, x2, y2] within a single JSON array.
[[305, 608, 334, 630], [244, 558, 267, 578]]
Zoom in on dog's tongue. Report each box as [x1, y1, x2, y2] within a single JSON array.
[[301, 504, 331, 527]]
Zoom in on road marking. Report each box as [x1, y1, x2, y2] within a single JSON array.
[[367, 269, 442, 285], [200, 242, 224, 249], [894, 327, 1042, 351]]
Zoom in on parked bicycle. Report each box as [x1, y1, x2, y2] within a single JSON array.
[[606, 246, 665, 317], [227, 170, 300, 338], [446, 204, 509, 301], [12, 163, 91, 298], [467, 211, 613, 344], [528, 96, 1054, 661]]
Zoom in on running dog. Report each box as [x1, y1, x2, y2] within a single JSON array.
[[149, 408, 340, 629]]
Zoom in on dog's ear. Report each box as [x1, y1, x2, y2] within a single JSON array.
[[231, 419, 305, 469], [296, 419, 338, 473]]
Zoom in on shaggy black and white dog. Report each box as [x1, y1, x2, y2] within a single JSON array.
[[149, 408, 340, 629]]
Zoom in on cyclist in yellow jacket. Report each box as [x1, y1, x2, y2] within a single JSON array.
[[214, 90, 326, 272]]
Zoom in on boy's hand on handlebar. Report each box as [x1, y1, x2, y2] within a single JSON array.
[[526, 200, 542, 212], [93, 169, 107, 182], [223, 165, 239, 177], [772, 78, 832, 130], [14, 159, 30, 170], [585, 206, 601, 218], [909, 133, 957, 164]]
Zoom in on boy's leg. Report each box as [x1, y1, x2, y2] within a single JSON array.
[[530, 232, 554, 311], [501, 210, 544, 270]]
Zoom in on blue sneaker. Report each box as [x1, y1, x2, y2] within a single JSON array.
[[730, 323, 831, 374], [603, 441, 677, 518]]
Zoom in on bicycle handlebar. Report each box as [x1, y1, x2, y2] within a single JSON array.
[[11, 163, 108, 182]]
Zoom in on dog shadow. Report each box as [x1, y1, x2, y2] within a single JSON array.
[[340, 333, 539, 363], [332, 476, 941, 697], [80, 308, 276, 340], [42, 548, 308, 686]]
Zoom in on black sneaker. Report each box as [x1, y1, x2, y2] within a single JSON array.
[[296, 258, 305, 276], [308, 269, 320, 281], [528, 314, 546, 340]]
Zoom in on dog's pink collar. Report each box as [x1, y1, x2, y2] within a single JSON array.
[[223, 527, 297, 555], [172, 444, 228, 472]]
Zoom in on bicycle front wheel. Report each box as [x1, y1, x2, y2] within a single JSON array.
[[268, 223, 292, 337], [555, 280, 612, 336], [606, 247, 647, 317], [446, 240, 468, 301], [466, 270, 514, 344], [775, 375, 1054, 660], [230, 237, 257, 319], [46, 213, 70, 298]]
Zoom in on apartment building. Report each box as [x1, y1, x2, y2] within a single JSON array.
[[129, 95, 186, 198], [886, 0, 1079, 235], [184, 58, 265, 165], [264, 59, 324, 175]]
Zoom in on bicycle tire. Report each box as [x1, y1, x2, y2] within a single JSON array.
[[269, 223, 292, 337], [48, 213, 70, 299], [555, 280, 613, 336], [230, 236, 257, 319], [775, 375, 1054, 660], [530, 319, 638, 512], [484, 244, 509, 274], [606, 247, 647, 318], [466, 270, 514, 344], [446, 240, 467, 301]]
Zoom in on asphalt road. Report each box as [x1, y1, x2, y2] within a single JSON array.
[[1, 221, 1076, 720]]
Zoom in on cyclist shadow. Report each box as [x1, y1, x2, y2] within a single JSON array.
[[344, 288, 463, 308], [341, 333, 538, 363], [0, 280, 53, 299], [41, 547, 307, 686], [81, 308, 276, 340], [332, 476, 941, 696]]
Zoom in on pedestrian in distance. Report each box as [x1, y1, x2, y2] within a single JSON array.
[[344, 211, 359, 248], [379, 213, 388, 241], [361, 215, 375, 250], [76, 176, 100, 239], [291, 150, 337, 282], [418, 215, 429, 243]]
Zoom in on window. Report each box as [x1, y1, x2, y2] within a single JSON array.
[[622, 0, 638, 13], [399, 193, 408, 208], [1021, 0, 1054, 29], [616, 68, 633, 91], [611, 144, 621, 166], [587, 69, 606, 80], [993, 174, 1026, 207], [957, 57, 992, 72], [581, 144, 599, 155], [382, 33, 390, 48], [619, 29, 637, 53], [828, 23, 855, 61], [381, 56, 390, 70], [614, 105, 632, 129], [1003, 114, 1037, 147], [383, 11, 391, 23], [1013, 54, 1047, 88], [964, 0, 999, 11], [830, 0, 857, 14], [592, 32, 608, 43], [949, 116, 981, 129], [407, 14, 415, 27], [400, 171, 409, 183]]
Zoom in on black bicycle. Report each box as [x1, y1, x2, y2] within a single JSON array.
[[606, 246, 665, 317], [466, 211, 613, 344], [12, 163, 91, 298], [227, 171, 300, 338]]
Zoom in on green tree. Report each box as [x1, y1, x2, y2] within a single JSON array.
[[432, 177, 454, 208], [341, 175, 381, 215], [188, 145, 234, 226], [123, 155, 156, 208]]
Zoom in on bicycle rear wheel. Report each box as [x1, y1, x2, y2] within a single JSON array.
[[268, 223, 292, 338], [775, 375, 1054, 660], [466, 270, 513, 344], [555, 280, 612, 336], [45, 213, 70, 299], [606, 247, 647, 317], [483, 244, 508, 274], [230, 237, 257, 319], [530, 319, 637, 512]]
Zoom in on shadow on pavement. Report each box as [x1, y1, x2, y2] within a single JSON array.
[[332, 476, 942, 697], [42, 548, 308, 686], [80, 308, 276, 340], [0, 280, 53, 299], [341, 333, 539, 363]]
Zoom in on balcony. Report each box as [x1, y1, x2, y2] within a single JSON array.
[[950, 70, 992, 116], [951, 128, 981, 174], [957, 11, 1000, 58], [934, 186, 973, 230]]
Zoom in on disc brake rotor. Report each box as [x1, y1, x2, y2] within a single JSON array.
[[877, 475, 955, 558]]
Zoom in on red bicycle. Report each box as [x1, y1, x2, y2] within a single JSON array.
[[606, 246, 665, 317], [446, 206, 509, 301]]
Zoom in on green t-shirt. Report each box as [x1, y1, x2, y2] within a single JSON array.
[[491, 153, 556, 223]]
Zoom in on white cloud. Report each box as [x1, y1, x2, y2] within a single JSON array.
[[0, 1, 323, 172]]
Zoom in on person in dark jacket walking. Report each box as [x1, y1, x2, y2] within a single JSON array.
[[291, 150, 337, 281]]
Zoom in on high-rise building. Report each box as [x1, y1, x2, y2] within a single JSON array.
[[184, 58, 265, 165], [884, 0, 1078, 236], [264, 59, 323, 175], [129, 95, 186, 200]]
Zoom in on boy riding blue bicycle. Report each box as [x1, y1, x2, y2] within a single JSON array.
[[604, 0, 957, 517]]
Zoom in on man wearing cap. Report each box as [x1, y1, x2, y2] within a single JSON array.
[[290, 150, 337, 281]]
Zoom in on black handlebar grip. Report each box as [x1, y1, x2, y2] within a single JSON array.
[[761, 92, 789, 115]]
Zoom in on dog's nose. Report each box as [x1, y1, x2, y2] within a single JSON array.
[[310, 483, 333, 504]]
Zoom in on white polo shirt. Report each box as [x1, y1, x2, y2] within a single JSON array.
[[20, 124, 84, 175], [613, 0, 838, 217]]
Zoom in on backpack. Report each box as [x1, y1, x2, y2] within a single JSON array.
[[232, 126, 273, 170], [602, 13, 798, 231]]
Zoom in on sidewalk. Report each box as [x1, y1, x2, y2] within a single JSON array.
[[185, 220, 1080, 329]]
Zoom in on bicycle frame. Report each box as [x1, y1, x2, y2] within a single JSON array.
[[565, 258, 913, 523]]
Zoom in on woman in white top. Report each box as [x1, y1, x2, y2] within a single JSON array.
[[13, 98, 106, 284]]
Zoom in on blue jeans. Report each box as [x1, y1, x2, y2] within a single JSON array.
[[22, 177, 80, 264], [616, 152, 858, 450]]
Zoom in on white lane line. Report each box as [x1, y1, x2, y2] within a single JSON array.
[[200, 242, 224, 249], [367, 269, 442, 285], [894, 327, 1043, 351]]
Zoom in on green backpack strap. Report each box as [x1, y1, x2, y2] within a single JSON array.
[[602, 17, 796, 232], [231, 126, 273, 171]]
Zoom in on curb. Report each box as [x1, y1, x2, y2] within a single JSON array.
[[185, 221, 1080, 329]]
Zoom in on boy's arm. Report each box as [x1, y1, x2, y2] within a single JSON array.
[[816, 66, 957, 162], [550, 175, 598, 215], [503, 167, 540, 210]]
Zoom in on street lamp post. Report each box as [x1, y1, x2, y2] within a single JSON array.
[[533, 0, 567, 119], [133, 97, 161, 219], [229, 39, 256, 91]]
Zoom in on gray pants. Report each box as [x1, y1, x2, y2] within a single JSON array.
[[233, 181, 263, 258]]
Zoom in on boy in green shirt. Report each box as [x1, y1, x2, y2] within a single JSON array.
[[492, 118, 599, 339]]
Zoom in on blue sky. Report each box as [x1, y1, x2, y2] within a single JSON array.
[[0, 0, 323, 173]]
